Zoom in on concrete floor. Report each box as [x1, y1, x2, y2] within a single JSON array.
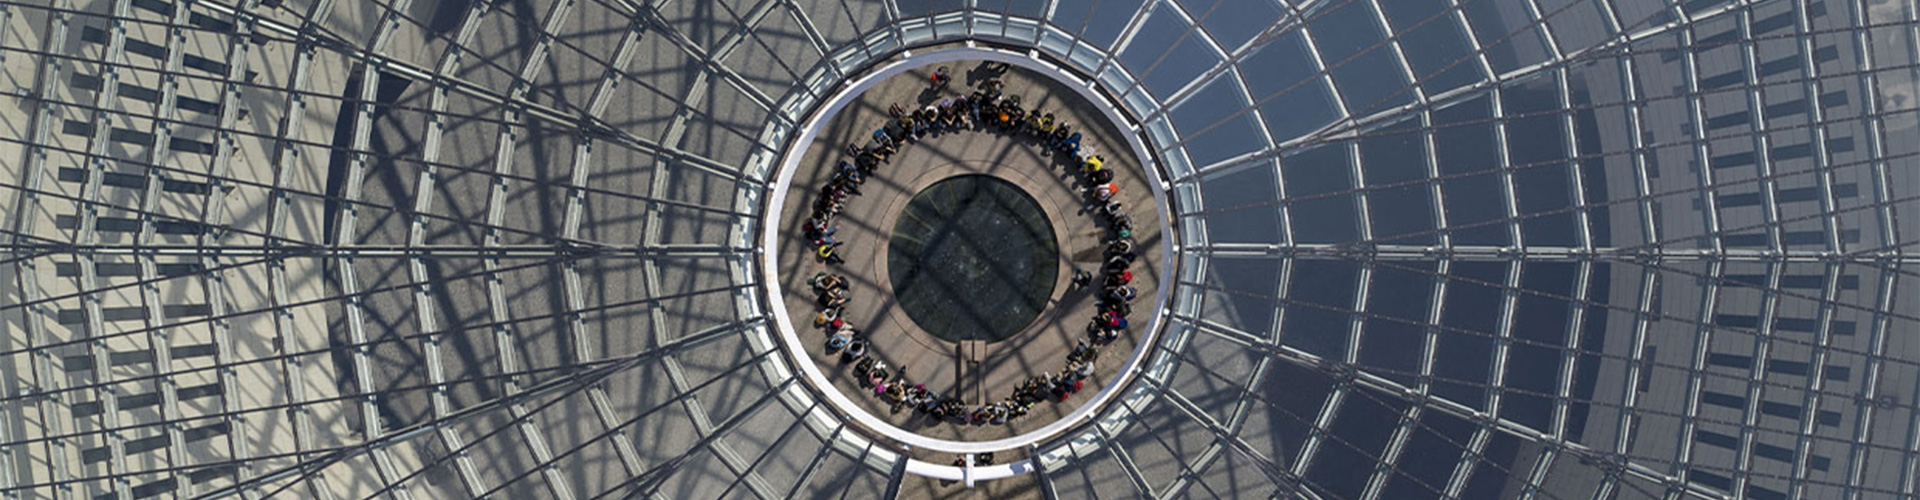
[[774, 59, 1165, 453]]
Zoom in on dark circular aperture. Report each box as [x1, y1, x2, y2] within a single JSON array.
[[889, 175, 1058, 343]]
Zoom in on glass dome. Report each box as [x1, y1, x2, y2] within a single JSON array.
[[0, 0, 1916, 499]]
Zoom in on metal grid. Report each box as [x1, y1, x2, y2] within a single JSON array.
[[0, 0, 1916, 499]]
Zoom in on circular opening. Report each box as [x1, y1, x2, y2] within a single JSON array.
[[759, 46, 1174, 467], [887, 175, 1058, 343]]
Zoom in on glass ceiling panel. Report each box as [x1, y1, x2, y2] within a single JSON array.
[[1049, 0, 1148, 50], [1501, 81, 1583, 248], [1185, 0, 1285, 50], [1357, 261, 1438, 386], [979, 0, 1048, 18], [1195, 255, 1285, 335], [1120, 3, 1223, 100], [1279, 258, 1361, 359], [895, 0, 967, 18], [1459, 431, 1545, 499], [1110, 390, 1216, 492], [1165, 330, 1264, 425], [1304, 0, 1385, 64], [1357, 118, 1439, 245], [1304, 384, 1406, 499], [1169, 74, 1268, 169], [1377, 409, 1473, 500], [1432, 260, 1510, 409], [1459, 0, 1555, 74], [1501, 261, 1582, 430], [1197, 162, 1286, 244], [1240, 29, 1343, 142], [1432, 94, 1514, 246], [1246, 358, 1337, 468], [1541, 0, 1619, 55], [1191, 451, 1284, 499], [8, 1, 1920, 498], [1280, 142, 1360, 243], [1308, 0, 1415, 115]]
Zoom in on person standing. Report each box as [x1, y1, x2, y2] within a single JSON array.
[[1070, 268, 1093, 289]]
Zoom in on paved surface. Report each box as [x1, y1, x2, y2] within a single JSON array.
[[775, 59, 1164, 453]]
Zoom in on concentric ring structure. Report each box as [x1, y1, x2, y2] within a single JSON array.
[[2, 1, 1919, 499], [761, 46, 1175, 475]]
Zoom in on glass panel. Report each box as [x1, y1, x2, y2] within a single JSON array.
[[1358, 262, 1438, 385], [1050, 0, 1148, 49], [1305, 385, 1407, 499], [1377, 0, 1487, 94], [1378, 411, 1472, 500], [1280, 258, 1361, 358], [1359, 118, 1437, 244], [1502, 82, 1580, 247], [1170, 75, 1267, 169], [1241, 31, 1342, 142], [1199, 256, 1284, 334], [1433, 261, 1509, 409], [895, 0, 967, 18], [1186, 0, 1284, 50], [1281, 143, 1359, 243], [1309, 0, 1414, 115], [1500, 262, 1581, 430], [1459, 0, 1554, 74], [1119, 3, 1222, 99], [1190, 162, 1282, 244], [1542, 0, 1617, 54], [1247, 360, 1339, 467], [1433, 95, 1512, 246]]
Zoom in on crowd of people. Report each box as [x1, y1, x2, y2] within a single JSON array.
[[795, 62, 1141, 428]]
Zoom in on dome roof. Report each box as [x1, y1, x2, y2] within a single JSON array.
[[1, 1, 1915, 499]]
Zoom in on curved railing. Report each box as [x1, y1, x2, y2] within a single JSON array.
[[753, 44, 1179, 483]]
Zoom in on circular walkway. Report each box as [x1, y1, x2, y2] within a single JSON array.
[[773, 61, 1165, 448]]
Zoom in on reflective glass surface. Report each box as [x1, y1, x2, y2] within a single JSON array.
[[4, 0, 1918, 498], [889, 175, 1058, 343]]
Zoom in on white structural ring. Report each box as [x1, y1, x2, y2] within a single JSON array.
[[758, 45, 1178, 481]]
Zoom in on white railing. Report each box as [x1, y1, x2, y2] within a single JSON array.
[[756, 45, 1177, 483]]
